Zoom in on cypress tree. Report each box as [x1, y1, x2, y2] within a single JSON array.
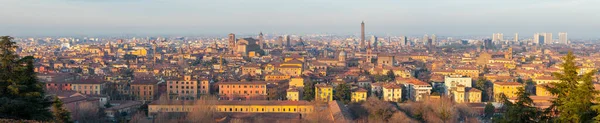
[[52, 97, 72, 123], [543, 51, 598, 122], [0, 36, 53, 120], [497, 87, 541, 123]]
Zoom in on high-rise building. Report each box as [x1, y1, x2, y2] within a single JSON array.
[[361, 21, 365, 49], [483, 39, 493, 50], [370, 35, 377, 49], [534, 33, 552, 45], [514, 33, 519, 43], [423, 34, 429, 45], [277, 36, 284, 47], [492, 33, 504, 43], [431, 34, 437, 46], [545, 33, 553, 43], [558, 32, 568, 44], [400, 36, 408, 46]]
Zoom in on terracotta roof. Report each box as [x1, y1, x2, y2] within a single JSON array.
[[217, 81, 269, 85], [353, 88, 368, 92], [534, 75, 557, 80], [466, 87, 482, 92], [494, 82, 522, 86], [150, 100, 312, 106], [383, 83, 402, 89], [315, 83, 332, 88]]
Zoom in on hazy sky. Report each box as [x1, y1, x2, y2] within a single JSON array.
[[1, 0, 599, 38]]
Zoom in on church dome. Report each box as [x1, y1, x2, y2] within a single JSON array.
[[339, 50, 347, 56]]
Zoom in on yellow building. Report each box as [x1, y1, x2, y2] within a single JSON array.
[[248, 51, 257, 57], [351, 88, 368, 102], [409, 55, 429, 62], [454, 67, 480, 79], [278, 65, 302, 77], [315, 83, 333, 102], [383, 83, 402, 102], [128, 48, 148, 56], [536, 84, 553, 96], [70, 78, 105, 95], [281, 59, 303, 67], [265, 73, 291, 81], [284, 54, 305, 62], [289, 77, 305, 88], [241, 64, 261, 76], [533, 76, 560, 85], [264, 62, 279, 73], [493, 82, 523, 102], [452, 85, 466, 103], [148, 100, 314, 115], [166, 75, 198, 100], [466, 88, 482, 103], [377, 54, 395, 67], [286, 88, 300, 101]]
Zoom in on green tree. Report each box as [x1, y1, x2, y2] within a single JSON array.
[[52, 97, 72, 123], [386, 70, 396, 81], [334, 84, 351, 104], [543, 51, 598, 122], [497, 87, 541, 123], [303, 82, 315, 101], [484, 103, 495, 120], [0, 36, 53, 120], [475, 77, 492, 102]]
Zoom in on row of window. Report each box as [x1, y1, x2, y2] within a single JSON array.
[[218, 107, 311, 113], [131, 86, 152, 90], [168, 81, 208, 84], [132, 91, 153, 95], [221, 90, 264, 95], [47, 83, 71, 86], [151, 107, 313, 113], [220, 85, 265, 89], [73, 85, 99, 90], [78, 91, 100, 95]]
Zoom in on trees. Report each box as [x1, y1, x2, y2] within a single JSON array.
[[72, 102, 100, 122], [52, 97, 72, 123], [483, 103, 495, 120], [334, 84, 351, 104], [302, 81, 315, 101], [496, 87, 542, 123], [386, 70, 396, 81], [475, 77, 492, 102], [543, 51, 598, 122], [0, 36, 53, 120], [399, 96, 478, 123]]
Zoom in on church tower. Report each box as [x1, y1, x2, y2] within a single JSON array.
[[505, 47, 513, 59], [228, 33, 236, 54], [361, 21, 365, 49], [258, 32, 264, 49]]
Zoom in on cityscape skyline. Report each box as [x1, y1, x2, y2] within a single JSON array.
[[3, 1, 600, 122], [2, 0, 600, 38]]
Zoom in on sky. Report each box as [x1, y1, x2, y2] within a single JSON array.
[[1, 0, 599, 38]]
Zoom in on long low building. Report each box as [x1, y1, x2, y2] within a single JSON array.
[[148, 100, 315, 115]]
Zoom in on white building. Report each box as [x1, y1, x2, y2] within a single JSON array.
[[444, 75, 472, 95]]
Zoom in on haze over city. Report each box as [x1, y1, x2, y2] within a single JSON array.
[[2, 0, 600, 38], [3, 0, 600, 123]]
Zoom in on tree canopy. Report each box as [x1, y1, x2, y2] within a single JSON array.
[[0, 36, 53, 120], [543, 51, 598, 122]]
